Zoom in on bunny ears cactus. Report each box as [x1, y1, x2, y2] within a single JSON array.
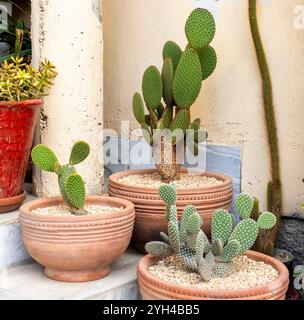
[[132, 8, 216, 182], [31, 141, 90, 215], [145, 185, 277, 280]]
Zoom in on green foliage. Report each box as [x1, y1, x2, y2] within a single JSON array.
[[161, 58, 174, 106], [0, 57, 57, 101], [235, 193, 254, 219], [162, 41, 182, 71], [142, 66, 162, 109], [31, 141, 90, 215], [198, 46, 217, 80], [132, 93, 146, 124], [146, 187, 278, 281]]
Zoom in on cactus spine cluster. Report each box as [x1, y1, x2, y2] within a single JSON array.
[[31, 141, 90, 215], [132, 9, 217, 182], [145, 184, 277, 280], [249, 0, 282, 256]]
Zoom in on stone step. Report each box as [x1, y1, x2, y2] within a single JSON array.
[[0, 249, 142, 300]]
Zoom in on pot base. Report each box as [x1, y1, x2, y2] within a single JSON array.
[[0, 191, 26, 213], [44, 266, 111, 282]]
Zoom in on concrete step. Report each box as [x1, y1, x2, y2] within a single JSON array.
[[0, 249, 142, 300]]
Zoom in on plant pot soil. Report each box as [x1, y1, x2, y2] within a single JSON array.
[[137, 251, 290, 300], [0, 99, 42, 212], [108, 169, 233, 253], [20, 196, 135, 282]]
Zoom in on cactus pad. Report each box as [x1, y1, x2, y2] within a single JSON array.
[[257, 212, 276, 229], [178, 247, 197, 270], [235, 193, 254, 219], [168, 221, 180, 252], [162, 58, 174, 106], [198, 45, 217, 80], [211, 209, 233, 245], [163, 41, 182, 71], [132, 92, 146, 124], [212, 238, 223, 256], [65, 173, 86, 211], [185, 8, 216, 49], [145, 241, 173, 258], [31, 145, 58, 172], [172, 49, 202, 109], [186, 213, 201, 234], [158, 106, 173, 130], [170, 109, 191, 133], [219, 240, 241, 262], [159, 184, 177, 206], [142, 66, 162, 109], [69, 141, 90, 166]]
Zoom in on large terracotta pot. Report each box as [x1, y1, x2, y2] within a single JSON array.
[[108, 169, 233, 253], [137, 251, 290, 300], [0, 99, 42, 213], [20, 196, 135, 282]]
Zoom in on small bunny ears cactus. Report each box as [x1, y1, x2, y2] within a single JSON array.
[[145, 185, 277, 280], [132, 8, 216, 182], [31, 141, 90, 215]]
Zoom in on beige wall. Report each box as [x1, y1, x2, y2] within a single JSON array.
[[104, 0, 304, 216]]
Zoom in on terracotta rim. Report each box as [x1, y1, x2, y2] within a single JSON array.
[[0, 99, 43, 108], [109, 169, 233, 194], [20, 196, 135, 222], [137, 251, 290, 300], [0, 191, 26, 213]]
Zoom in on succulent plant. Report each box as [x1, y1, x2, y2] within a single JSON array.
[[145, 185, 277, 280], [132, 8, 216, 182], [31, 141, 90, 215]]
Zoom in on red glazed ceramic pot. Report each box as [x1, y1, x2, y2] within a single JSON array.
[[0, 99, 42, 212], [20, 196, 135, 282], [109, 169, 233, 253], [137, 251, 290, 300]]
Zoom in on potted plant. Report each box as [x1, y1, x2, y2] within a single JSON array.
[[20, 141, 135, 282], [109, 8, 233, 252], [137, 184, 289, 300], [0, 56, 57, 212]]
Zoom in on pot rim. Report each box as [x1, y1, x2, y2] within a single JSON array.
[[137, 250, 290, 298], [0, 99, 43, 108], [19, 196, 135, 222], [109, 168, 232, 193]]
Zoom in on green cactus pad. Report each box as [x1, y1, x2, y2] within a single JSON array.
[[31, 145, 58, 172], [166, 205, 178, 224], [229, 219, 259, 253], [65, 173, 86, 210], [185, 8, 216, 49], [212, 238, 223, 256], [168, 221, 180, 253], [172, 49, 202, 109], [178, 247, 197, 270], [235, 193, 254, 219], [160, 232, 170, 244], [170, 109, 191, 133], [198, 45, 217, 80], [141, 124, 152, 146], [162, 41, 182, 71], [132, 92, 146, 124], [189, 120, 207, 144], [159, 184, 177, 206], [198, 251, 215, 280], [69, 141, 90, 166], [162, 58, 174, 106], [195, 231, 205, 265], [257, 212, 276, 230], [180, 205, 198, 241], [158, 106, 173, 129], [251, 198, 260, 222], [186, 213, 201, 234], [219, 240, 241, 262], [145, 241, 173, 258], [142, 66, 162, 109], [213, 261, 233, 278], [211, 209, 233, 246]]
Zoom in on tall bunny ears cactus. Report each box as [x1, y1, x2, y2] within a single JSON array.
[[146, 185, 277, 280], [132, 9, 216, 182], [31, 141, 90, 215]]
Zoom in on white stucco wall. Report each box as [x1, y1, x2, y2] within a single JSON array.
[[103, 0, 304, 215], [32, 0, 104, 197]]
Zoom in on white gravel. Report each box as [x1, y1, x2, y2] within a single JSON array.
[[119, 173, 223, 189], [149, 255, 279, 290], [31, 204, 123, 216]]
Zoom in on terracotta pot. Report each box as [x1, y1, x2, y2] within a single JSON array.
[[20, 196, 135, 282], [0, 99, 42, 212], [108, 169, 233, 253], [137, 251, 290, 300]]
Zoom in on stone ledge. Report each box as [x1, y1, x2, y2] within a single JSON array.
[[0, 249, 142, 300]]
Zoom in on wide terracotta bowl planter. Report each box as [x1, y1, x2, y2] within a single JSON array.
[[20, 196, 135, 282], [0, 99, 42, 213], [109, 169, 233, 253], [137, 251, 290, 300]]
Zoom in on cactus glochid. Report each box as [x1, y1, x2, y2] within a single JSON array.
[[132, 9, 216, 182], [145, 185, 277, 280], [31, 141, 90, 215]]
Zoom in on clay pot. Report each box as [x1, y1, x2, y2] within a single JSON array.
[[137, 251, 290, 300], [108, 169, 233, 253], [20, 196, 135, 282], [0, 99, 42, 213]]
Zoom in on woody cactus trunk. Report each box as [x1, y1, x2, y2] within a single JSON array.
[[132, 9, 217, 182], [249, 0, 282, 256]]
